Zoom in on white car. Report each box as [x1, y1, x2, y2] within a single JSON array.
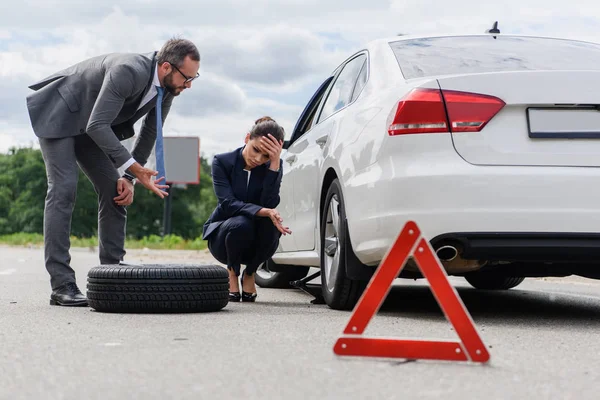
[[255, 31, 600, 310]]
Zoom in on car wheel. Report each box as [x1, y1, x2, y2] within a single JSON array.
[[255, 259, 310, 288], [464, 271, 525, 290], [86, 264, 229, 313], [320, 179, 366, 310]]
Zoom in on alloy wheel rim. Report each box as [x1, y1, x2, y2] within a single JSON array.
[[324, 195, 340, 293], [256, 262, 276, 280]]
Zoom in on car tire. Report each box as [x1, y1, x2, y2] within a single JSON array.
[[86, 264, 229, 313], [320, 179, 366, 310], [255, 259, 310, 288], [464, 271, 525, 290]]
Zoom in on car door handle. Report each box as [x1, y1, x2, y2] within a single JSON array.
[[286, 155, 297, 165], [316, 135, 328, 148]]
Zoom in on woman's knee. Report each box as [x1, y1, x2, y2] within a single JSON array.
[[207, 239, 228, 265], [254, 227, 280, 258], [256, 219, 281, 242], [224, 215, 255, 237]]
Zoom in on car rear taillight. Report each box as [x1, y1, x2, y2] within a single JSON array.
[[387, 88, 505, 136], [442, 90, 506, 132], [387, 88, 448, 135]]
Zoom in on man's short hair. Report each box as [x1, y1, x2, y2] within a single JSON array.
[[157, 37, 200, 67]]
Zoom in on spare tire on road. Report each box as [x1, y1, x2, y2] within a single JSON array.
[[86, 264, 229, 313]]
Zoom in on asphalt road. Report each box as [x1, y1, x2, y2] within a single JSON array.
[[1, 244, 600, 400]]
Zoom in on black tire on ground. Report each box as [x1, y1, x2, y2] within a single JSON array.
[[320, 179, 367, 310], [254, 259, 310, 289], [464, 271, 525, 290], [87, 264, 229, 313]]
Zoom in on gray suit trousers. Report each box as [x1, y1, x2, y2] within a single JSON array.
[[39, 134, 127, 290]]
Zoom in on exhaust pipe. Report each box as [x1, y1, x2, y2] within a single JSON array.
[[433, 243, 484, 274], [436, 245, 458, 261]]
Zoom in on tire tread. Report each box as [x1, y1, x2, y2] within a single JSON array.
[[321, 179, 367, 310], [465, 273, 525, 290], [86, 264, 229, 313]]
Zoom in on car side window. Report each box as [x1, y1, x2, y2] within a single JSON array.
[[350, 59, 368, 102], [317, 54, 366, 123], [289, 77, 334, 144]]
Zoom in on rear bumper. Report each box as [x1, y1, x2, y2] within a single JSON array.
[[344, 146, 600, 266], [430, 232, 600, 263]]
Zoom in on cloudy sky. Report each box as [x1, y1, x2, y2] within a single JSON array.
[[1, 0, 599, 161]]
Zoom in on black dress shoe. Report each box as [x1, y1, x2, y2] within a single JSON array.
[[50, 282, 88, 307]]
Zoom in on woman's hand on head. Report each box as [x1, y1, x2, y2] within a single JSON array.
[[260, 134, 284, 171]]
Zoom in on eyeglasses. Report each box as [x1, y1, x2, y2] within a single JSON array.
[[169, 62, 199, 83]]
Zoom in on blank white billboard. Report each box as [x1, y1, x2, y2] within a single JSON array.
[[164, 136, 200, 184], [119, 135, 200, 185]]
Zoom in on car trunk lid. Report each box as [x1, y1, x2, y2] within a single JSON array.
[[437, 70, 600, 167]]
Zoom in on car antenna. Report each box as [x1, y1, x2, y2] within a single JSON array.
[[486, 21, 500, 39]]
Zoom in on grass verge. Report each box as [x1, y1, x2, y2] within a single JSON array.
[[0, 232, 208, 251]]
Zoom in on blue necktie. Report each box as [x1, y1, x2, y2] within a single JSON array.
[[155, 86, 166, 181]]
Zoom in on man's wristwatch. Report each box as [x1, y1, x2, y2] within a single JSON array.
[[122, 172, 136, 184]]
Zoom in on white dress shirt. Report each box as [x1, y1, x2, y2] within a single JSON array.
[[119, 63, 161, 171], [244, 169, 251, 188]]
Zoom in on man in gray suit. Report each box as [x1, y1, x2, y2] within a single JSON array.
[[25, 37, 201, 306]]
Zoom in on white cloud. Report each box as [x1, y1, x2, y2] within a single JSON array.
[[0, 4, 341, 157], [0, 133, 21, 153], [0, 126, 38, 154], [174, 73, 247, 117], [196, 24, 344, 91], [387, 0, 600, 42], [0, 1, 112, 29]]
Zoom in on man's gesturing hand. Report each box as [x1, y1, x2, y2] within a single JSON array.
[[114, 178, 134, 206], [126, 162, 169, 198], [258, 208, 292, 236]]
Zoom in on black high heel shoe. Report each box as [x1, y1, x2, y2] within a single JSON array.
[[229, 271, 241, 302], [240, 272, 257, 303]]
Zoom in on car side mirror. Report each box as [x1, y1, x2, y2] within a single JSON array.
[[283, 140, 291, 150]]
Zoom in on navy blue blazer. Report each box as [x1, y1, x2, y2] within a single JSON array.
[[202, 146, 283, 240]]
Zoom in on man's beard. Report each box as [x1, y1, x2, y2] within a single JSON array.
[[164, 72, 184, 96]]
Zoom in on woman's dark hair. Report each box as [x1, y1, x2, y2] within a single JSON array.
[[250, 116, 285, 142], [255, 116, 275, 124]]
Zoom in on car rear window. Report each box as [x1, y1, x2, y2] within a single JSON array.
[[389, 35, 600, 79]]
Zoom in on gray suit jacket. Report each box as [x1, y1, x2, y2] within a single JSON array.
[[25, 51, 173, 168]]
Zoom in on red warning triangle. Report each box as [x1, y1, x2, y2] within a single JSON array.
[[333, 221, 490, 363]]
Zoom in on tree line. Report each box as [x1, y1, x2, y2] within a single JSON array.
[[0, 146, 217, 240]]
